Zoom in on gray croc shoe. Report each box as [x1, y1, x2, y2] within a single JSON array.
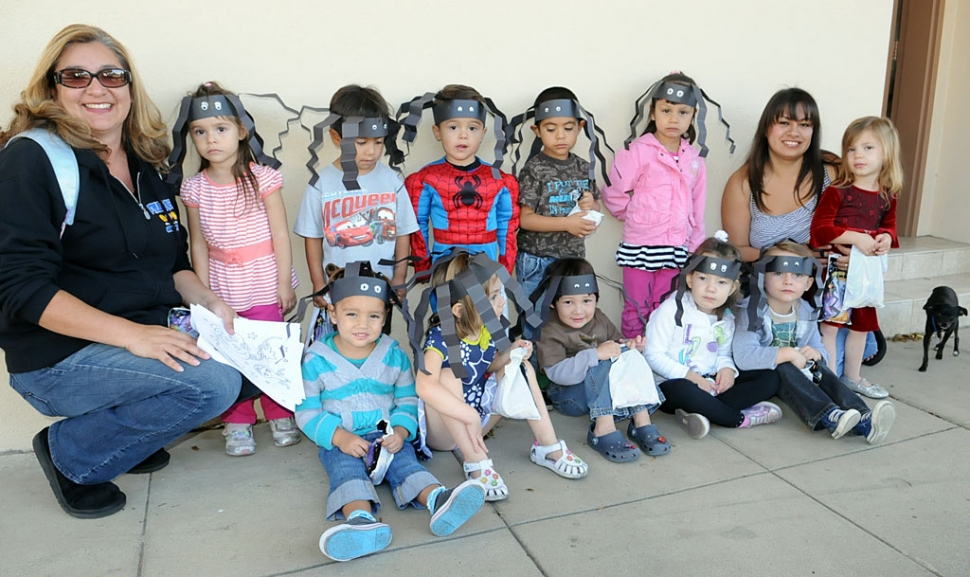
[[587, 426, 640, 463], [627, 423, 671, 456]]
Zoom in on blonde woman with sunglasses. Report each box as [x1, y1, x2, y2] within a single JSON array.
[[0, 24, 241, 519]]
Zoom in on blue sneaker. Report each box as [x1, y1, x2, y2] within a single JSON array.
[[855, 400, 895, 444], [428, 479, 486, 537], [822, 408, 861, 439], [319, 510, 392, 561]]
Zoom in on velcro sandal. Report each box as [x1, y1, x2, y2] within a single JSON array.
[[463, 458, 508, 501], [530, 439, 589, 479]]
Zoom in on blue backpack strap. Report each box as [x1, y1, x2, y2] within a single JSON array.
[[6, 128, 80, 238]]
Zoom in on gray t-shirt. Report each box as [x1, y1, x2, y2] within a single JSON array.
[[517, 152, 598, 258], [294, 163, 418, 279]]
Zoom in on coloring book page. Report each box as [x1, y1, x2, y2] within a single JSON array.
[[191, 304, 306, 411]]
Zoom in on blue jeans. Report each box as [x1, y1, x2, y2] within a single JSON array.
[[516, 252, 559, 302], [9, 343, 240, 484], [774, 362, 871, 430], [546, 359, 660, 420], [319, 431, 439, 521]]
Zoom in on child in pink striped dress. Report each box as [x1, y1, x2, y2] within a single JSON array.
[[178, 82, 300, 456]]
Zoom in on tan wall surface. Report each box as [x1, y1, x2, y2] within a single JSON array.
[[0, 0, 894, 451], [922, 0, 970, 241]]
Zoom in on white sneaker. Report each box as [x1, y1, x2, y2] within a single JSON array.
[[223, 423, 256, 456], [269, 417, 301, 447]]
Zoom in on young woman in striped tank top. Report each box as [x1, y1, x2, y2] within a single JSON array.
[[178, 82, 300, 456]]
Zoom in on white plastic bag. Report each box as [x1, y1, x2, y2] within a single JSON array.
[[567, 203, 605, 226], [609, 349, 661, 409], [843, 246, 887, 309], [492, 347, 541, 420]]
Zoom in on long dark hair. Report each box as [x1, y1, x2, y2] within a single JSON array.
[[745, 88, 823, 213]]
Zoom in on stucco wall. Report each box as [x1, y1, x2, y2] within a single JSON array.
[[0, 0, 894, 451], [922, 0, 970, 241]]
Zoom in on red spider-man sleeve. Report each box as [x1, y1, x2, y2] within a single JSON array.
[[499, 172, 519, 273], [405, 170, 432, 272]]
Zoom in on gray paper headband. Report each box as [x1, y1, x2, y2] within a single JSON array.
[[655, 82, 698, 107], [432, 99, 487, 124], [305, 114, 391, 191], [190, 95, 236, 121], [330, 276, 391, 304], [764, 256, 815, 275], [534, 99, 580, 122], [671, 253, 742, 326], [557, 274, 599, 296]]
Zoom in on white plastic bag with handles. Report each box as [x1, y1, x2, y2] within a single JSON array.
[[609, 348, 661, 409], [492, 347, 541, 420]]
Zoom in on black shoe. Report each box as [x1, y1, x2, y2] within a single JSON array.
[[127, 448, 170, 474], [32, 427, 127, 519]]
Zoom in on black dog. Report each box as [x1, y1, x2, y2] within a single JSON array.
[[919, 286, 967, 372]]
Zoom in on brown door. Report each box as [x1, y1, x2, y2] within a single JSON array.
[[883, 0, 945, 236]]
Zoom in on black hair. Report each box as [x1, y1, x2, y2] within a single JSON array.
[[746, 88, 823, 213], [532, 86, 579, 125], [531, 257, 598, 305], [329, 84, 391, 135]]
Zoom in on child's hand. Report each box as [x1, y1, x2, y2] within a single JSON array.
[[715, 368, 736, 394], [577, 191, 596, 211], [311, 283, 328, 309], [777, 346, 808, 369], [564, 213, 597, 238], [873, 233, 892, 255], [461, 406, 489, 456], [512, 339, 533, 360], [278, 285, 297, 315], [379, 426, 409, 454], [624, 335, 646, 352], [332, 429, 370, 458], [597, 340, 623, 360], [686, 370, 714, 393], [798, 346, 822, 362], [853, 233, 877, 256]]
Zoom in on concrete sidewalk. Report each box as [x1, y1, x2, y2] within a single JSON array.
[[2, 336, 969, 577]]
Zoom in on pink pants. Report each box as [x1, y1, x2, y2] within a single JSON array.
[[621, 267, 679, 338], [221, 304, 293, 424]]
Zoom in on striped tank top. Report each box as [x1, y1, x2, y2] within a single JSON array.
[[748, 170, 830, 249]]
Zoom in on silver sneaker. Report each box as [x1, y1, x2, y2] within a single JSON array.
[[223, 423, 256, 456], [269, 417, 301, 447], [841, 376, 889, 399]]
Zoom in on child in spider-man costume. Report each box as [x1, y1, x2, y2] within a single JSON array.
[[401, 85, 519, 273]]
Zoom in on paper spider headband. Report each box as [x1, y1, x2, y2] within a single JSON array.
[[506, 97, 614, 185], [167, 93, 280, 186], [671, 254, 742, 326], [626, 75, 736, 158], [394, 92, 509, 180], [407, 249, 541, 377], [305, 113, 392, 191], [746, 253, 823, 332], [329, 262, 392, 304], [531, 267, 641, 339]]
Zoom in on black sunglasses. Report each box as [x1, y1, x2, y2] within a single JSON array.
[[52, 68, 131, 89]]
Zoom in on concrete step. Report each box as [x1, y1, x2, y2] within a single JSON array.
[[880, 272, 970, 336], [885, 236, 970, 282]]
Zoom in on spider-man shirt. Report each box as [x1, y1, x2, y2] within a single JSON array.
[[405, 158, 519, 273]]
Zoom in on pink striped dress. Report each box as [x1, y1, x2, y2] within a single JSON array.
[[181, 164, 298, 312]]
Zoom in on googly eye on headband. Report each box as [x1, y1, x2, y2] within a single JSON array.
[[626, 72, 736, 158], [407, 249, 541, 377], [506, 95, 614, 186], [391, 91, 509, 180], [167, 92, 281, 187]]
